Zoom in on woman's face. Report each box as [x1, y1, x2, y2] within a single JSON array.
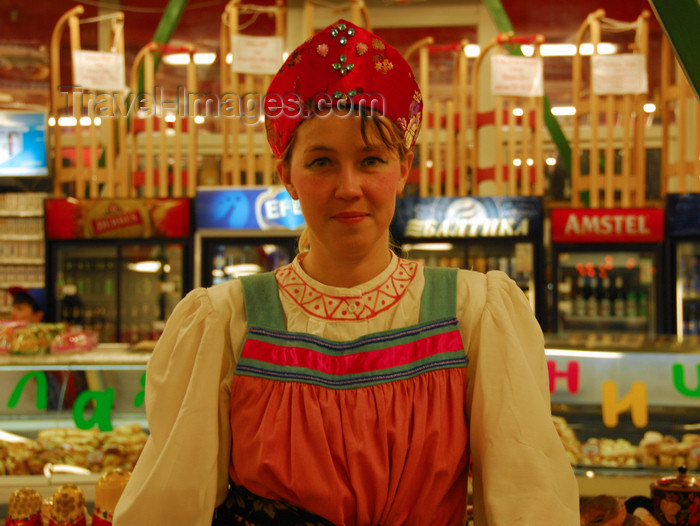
[[277, 113, 412, 263]]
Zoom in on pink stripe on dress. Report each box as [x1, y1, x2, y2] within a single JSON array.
[[242, 330, 464, 375]]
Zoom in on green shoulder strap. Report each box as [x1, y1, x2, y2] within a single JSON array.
[[419, 267, 459, 323], [239, 273, 286, 330]]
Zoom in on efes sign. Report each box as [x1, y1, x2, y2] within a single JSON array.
[[392, 196, 541, 239], [195, 186, 305, 231]]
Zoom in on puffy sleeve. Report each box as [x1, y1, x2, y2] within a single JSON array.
[[113, 282, 243, 526], [459, 270, 580, 525]]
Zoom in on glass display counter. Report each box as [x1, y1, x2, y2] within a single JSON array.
[[546, 332, 700, 498], [3, 336, 700, 507], [0, 343, 148, 512]]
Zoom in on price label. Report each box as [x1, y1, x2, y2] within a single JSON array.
[[582, 442, 600, 458], [690, 446, 700, 461], [72, 49, 126, 91]]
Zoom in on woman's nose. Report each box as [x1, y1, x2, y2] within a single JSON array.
[[334, 164, 362, 198]]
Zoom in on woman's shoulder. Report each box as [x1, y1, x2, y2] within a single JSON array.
[[205, 278, 245, 314], [172, 279, 245, 322], [451, 267, 529, 318]]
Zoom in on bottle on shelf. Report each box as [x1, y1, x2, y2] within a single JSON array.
[[626, 289, 638, 318], [586, 276, 599, 317], [212, 245, 226, 285], [574, 276, 586, 317], [687, 302, 699, 336], [598, 276, 612, 317], [690, 257, 700, 295], [637, 290, 649, 318], [558, 276, 573, 316], [613, 276, 626, 318]]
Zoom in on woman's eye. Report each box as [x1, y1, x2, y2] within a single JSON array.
[[305, 157, 331, 168], [363, 156, 388, 167]]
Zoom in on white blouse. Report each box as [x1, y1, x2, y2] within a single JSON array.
[[113, 254, 580, 525]]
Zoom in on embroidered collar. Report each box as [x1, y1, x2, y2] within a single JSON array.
[[274, 254, 418, 321]]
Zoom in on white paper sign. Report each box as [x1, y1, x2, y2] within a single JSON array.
[[592, 54, 648, 95], [72, 49, 126, 91], [490, 54, 544, 97], [232, 35, 283, 75]]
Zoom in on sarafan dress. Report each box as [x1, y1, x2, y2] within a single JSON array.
[[112, 254, 580, 526]]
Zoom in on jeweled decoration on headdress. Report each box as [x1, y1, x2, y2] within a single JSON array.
[[264, 19, 423, 158]]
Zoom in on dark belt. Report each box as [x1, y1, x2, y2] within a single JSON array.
[[212, 483, 335, 526]]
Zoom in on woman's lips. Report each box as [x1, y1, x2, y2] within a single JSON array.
[[333, 212, 367, 224]]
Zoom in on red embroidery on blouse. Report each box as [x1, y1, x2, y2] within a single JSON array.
[[275, 259, 418, 320]]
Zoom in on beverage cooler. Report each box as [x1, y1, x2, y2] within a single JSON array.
[[194, 187, 304, 287], [391, 195, 545, 324], [45, 198, 193, 343], [550, 208, 666, 336], [666, 194, 700, 339]]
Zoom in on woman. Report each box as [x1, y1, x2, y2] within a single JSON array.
[[113, 20, 579, 526]]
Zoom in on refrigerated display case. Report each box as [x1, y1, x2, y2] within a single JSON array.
[[545, 334, 700, 497], [391, 195, 545, 323], [0, 344, 148, 510], [194, 187, 304, 288], [44, 198, 193, 343], [550, 208, 666, 336], [666, 194, 700, 340]]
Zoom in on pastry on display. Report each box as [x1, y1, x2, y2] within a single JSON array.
[[580, 495, 627, 526], [92, 468, 131, 526], [632, 507, 661, 525], [638, 431, 700, 470], [48, 484, 87, 526], [6, 487, 43, 525], [0, 321, 95, 355], [552, 415, 582, 464], [580, 437, 638, 467], [0, 424, 147, 476]]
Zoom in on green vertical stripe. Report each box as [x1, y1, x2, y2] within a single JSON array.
[[138, 0, 190, 95], [420, 267, 458, 323], [481, 0, 573, 171], [648, 0, 700, 102], [240, 273, 286, 330]]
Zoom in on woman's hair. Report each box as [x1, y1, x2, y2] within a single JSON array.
[[281, 112, 409, 253]]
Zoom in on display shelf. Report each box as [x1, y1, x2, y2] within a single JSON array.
[[0, 211, 43, 218], [0, 282, 44, 290], [0, 413, 148, 434], [0, 258, 45, 265], [1, 235, 44, 242], [575, 467, 658, 498], [0, 343, 150, 371]]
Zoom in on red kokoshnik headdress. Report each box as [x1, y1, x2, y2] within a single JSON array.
[[264, 19, 423, 158]]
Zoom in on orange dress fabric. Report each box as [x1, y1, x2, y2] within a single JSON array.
[[228, 269, 470, 526]]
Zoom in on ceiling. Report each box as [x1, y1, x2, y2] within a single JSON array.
[[0, 0, 664, 109]]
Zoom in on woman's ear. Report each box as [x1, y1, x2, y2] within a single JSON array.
[[397, 151, 413, 195], [276, 159, 298, 199]]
